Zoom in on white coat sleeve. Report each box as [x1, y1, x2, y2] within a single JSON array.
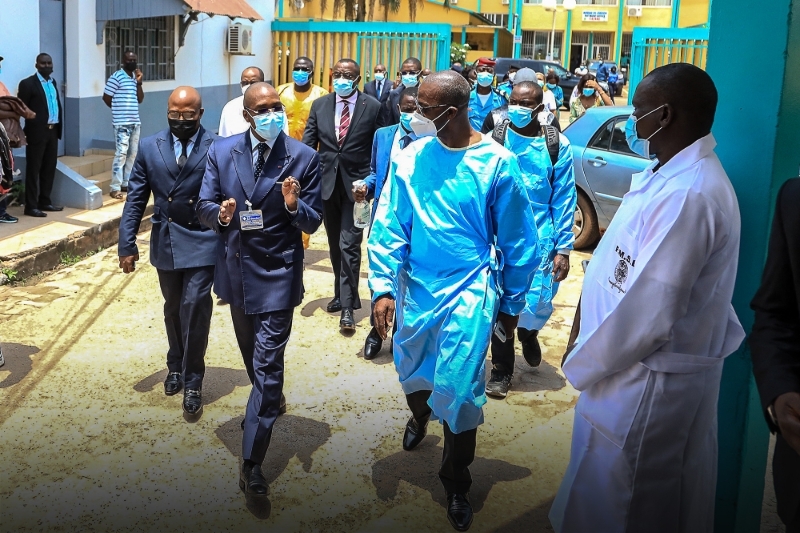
[[368, 160, 412, 300], [563, 189, 721, 390]]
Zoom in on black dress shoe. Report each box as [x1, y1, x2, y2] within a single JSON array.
[[41, 204, 63, 212], [240, 462, 269, 495], [24, 209, 46, 217], [326, 297, 342, 313], [183, 389, 202, 415], [402, 415, 429, 451], [363, 327, 383, 360], [241, 393, 288, 429], [519, 328, 542, 367], [164, 372, 183, 395], [340, 308, 356, 333], [446, 492, 473, 531]]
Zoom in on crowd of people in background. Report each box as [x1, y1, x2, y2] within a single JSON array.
[[3, 48, 799, 533]]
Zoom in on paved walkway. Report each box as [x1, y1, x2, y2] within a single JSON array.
[[0, 228, 586, 532]]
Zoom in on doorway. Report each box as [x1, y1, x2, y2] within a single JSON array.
[[570, 44, 586, 71]]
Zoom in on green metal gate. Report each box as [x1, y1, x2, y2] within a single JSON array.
[[270, 21, 451, 90], [628, 27, 710, 103]]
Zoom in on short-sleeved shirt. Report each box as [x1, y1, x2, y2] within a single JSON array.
[[103, 69, 140, 126]]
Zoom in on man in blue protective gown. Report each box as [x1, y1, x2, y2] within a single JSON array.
[[467, 57, 507, 131], [485, 80, 577, 398], [368, 70, 540, 532]]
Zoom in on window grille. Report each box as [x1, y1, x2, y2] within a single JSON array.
[[105, 16, 175, 81]]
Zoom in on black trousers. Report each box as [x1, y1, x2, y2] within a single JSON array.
[[406, 390, 477, 494], [490, 327, 536, 375], [25, 127, 59, 210], [322, 174, 363, 310], [156, 266, 214, 390], [230, 305, 293, 464]]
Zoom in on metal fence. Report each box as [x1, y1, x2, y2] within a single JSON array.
[[627, 27, 709, 103], [270, 21, 451, 89]]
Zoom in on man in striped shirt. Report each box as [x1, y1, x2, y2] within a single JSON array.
[[103, 50, 144, 200]]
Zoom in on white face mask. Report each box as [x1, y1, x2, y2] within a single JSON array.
[[409, 107, 451, 138], [537, 110, 554, 126]]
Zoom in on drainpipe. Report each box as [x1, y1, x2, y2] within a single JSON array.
[[565, 9, 573, 68], [615, 0, 624, 61]]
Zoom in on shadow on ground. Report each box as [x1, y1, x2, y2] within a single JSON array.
[[372, 435, 531, 512], [301, 297, 371, 325], [134, 366, 250, 404], [0, 343, 41, 388], [216, 414, 332, 482], [512, 359, 567, 393], [488, 497, 556, 532]]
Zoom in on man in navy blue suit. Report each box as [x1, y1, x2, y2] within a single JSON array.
[[364, 63, 392, 104], [119, 86, 217, 417], [354, 85, 418, 359], [197, 82, 323, 499]]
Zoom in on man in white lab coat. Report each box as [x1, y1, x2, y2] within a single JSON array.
[[218, 67, 264, 137], [550, 63, 745, 533]]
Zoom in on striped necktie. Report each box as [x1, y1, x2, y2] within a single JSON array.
[[338, 100, 350, 146]]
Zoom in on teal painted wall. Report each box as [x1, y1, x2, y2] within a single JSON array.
[[705, 0, 799, 530]]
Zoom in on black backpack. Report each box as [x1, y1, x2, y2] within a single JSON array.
[[491, 119, 560, 180]]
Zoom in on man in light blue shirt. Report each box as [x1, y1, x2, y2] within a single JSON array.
[[103, 50, 144, 200]]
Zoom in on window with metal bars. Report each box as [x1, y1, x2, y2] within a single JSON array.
[[627, 0, 672, 5], [105, 17, 176, 81], [482, 13, 510, 27], [521, 30, 564, 61], [575, 0, 618, 5]]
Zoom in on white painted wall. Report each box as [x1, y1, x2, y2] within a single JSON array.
[[0, 0, 42, 96], [64, 0, 275, 99]]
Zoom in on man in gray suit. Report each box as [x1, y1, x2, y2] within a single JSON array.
[[118, 86, 218, 417]]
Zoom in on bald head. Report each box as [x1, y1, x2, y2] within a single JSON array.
[[420, 70, 471, 108], [168, 86, 202, 109], [244, 82, 278, 108], [241, 66, 265, 82]]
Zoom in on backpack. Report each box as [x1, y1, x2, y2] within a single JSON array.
[[491, 119, 560, 180]]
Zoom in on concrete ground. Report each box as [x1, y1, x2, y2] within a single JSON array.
[[0, 227, 586, 533]]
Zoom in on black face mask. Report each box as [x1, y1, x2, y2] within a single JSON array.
[[38, 66, 53, 78], [168, 119, 199, 141], [124, 62, 138, 72]]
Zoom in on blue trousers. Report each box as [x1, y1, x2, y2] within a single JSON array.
[[230, 305, 294, 465], [156, 266, 214, 390]]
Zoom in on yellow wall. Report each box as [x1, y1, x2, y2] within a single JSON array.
[[678, 0, 709, 27]]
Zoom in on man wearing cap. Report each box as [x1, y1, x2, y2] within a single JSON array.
[[468, 58, 507, 131]]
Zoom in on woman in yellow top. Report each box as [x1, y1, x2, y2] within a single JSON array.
[[569, 73, 613, 123], [276, 56, 328, 140]]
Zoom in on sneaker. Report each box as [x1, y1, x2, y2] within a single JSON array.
[[519, 328, 543, 367], [0, 213, 18, 223], [486, 369, 512, 398]]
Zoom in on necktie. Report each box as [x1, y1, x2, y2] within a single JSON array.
[[177, 140, 188, 169], [377, 80, 382, 94], [254, 142, 268, 178], [399, 135, 412, 150], [338, 100, 350, 146]]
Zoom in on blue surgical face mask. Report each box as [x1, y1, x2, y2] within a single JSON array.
[[399, 111, 414, 132], [252, 111, 285, 142], [546, 82, 557, 89], [292, 70, 310, 86], [476, 72, 494, 87], [333, 77, 356, 97], [374, 72, 385, 81], [507, 105, 534, 128], [625, 104, 666, 159], [401, 74, 419, 88], [582, 88, 596, 97], [537, 80, 545, 87]]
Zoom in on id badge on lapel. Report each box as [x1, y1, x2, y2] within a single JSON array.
[[240, 200, 264, 231]]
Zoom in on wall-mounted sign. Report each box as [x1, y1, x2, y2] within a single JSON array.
[[582, 10, 609, 22]]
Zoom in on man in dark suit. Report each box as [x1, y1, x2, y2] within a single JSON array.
[[379, 57, 422, 127], [197, 82, 323, 498], [17, 53, 63, 217], [118, 86, 217, 416], [302, 58, 381, 333], [750, 177, 800, 533], [364, 63, 392, 104]]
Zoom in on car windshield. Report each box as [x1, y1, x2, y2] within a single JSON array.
[[544, 63, 569, 77]]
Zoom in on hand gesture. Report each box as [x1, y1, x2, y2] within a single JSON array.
[[282, 177, 301, 211], [585, 79, 598, 90], [775, 392, 800, 455], [135, 69, 143, 84], [353, 182, 368, 203], [552, 254, 571, 283], [119, 253, 140, 274], [219, 198, 237, 225], [374, 295, 396, 340]]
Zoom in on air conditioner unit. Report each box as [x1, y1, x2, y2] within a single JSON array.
[[627, 6, 643, 17], [227, 23, 253, 55], [450, 0, 458, 4], [501, 0, 509, 5]]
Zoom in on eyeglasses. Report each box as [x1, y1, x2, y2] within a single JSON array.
[[415, 101, 449, 114], [332, 71, 358, 80], [167, 111, 199, 120], [293, 66, 312, 72], [245, 106, 284, 117]]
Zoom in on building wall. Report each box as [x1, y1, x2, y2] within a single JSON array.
[[678, 0, 710, 27], [0, 0, 42, 99], [62, 0, 275, 156]]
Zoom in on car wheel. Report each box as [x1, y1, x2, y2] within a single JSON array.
[[573, 191, 600, 250]]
